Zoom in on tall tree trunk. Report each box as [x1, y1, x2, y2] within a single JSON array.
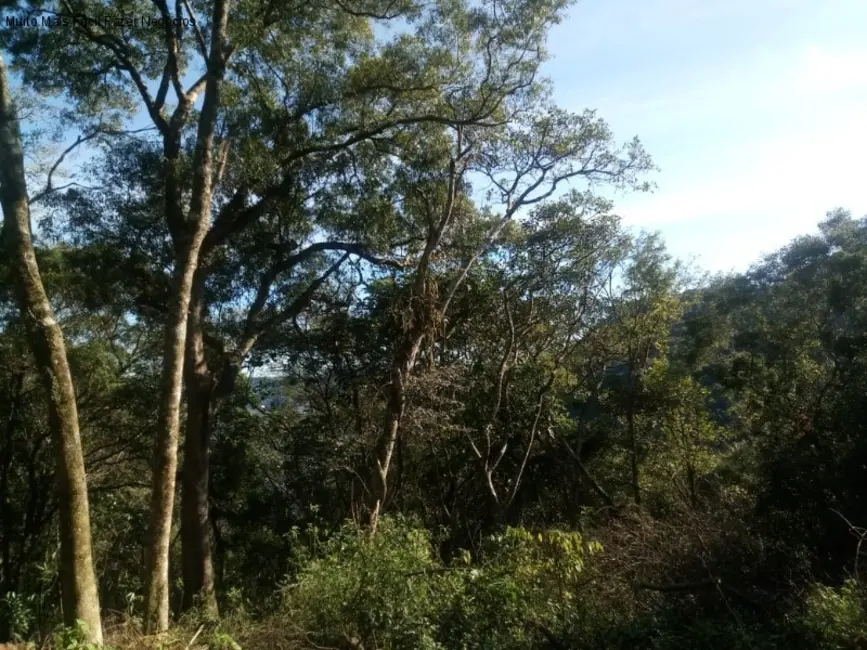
[[627, 406, 641, 507], [180, 285, 217, 616], [366, 133, 463, 532], [180, 381, 217, 615], [367, 243, 438, 533], [0, 372, 24, 642], [142, 0, 230, 632], [143, 244, 204, 633], [368, 363, 405, 533], [369, 342, 421, 532], [0, 53, 102, 645]]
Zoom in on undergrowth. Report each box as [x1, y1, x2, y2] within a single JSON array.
[[16, 517, 867, 650]]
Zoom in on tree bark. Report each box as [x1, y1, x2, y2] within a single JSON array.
[[366, 141, 464, 532], [180, 380, 217, 615], [0, 53, 102, 645], [142, 0, 230, 632], [179, 284, 217, 616]]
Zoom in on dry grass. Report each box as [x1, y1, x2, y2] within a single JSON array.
[[16, 612, 309, 650], [100, 616, 306, 650]]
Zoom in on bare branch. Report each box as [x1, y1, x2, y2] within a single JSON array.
[[60, 0, 170, 135], [150, 0, 186, 101], [182, 0, 209, 59], [30, 126, 156, 205]]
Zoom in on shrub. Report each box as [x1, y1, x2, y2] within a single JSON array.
[[438, 528, 601, 649], [283, 517, 601, 650], [0, 592, 36, 643], [799, 578, 867, 649], [51, 621, 102, 650], [285, 517, 445, 649]]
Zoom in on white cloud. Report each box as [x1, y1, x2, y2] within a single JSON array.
[[622, 126, 867, 226], [800, 45, 867, 95], [548, 2, 867, 271], [618, 44, 867, 232]]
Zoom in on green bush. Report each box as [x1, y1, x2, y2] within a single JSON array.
[[799, 578, 867, 649], [283, 517, 600, 650], [285, 517, 445, 649], [439, 528, 601, 649], [51, 620, 102, 650]]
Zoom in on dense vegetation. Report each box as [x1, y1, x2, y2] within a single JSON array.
[[2, 1, 866, 648]]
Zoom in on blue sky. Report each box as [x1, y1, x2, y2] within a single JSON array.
[[544, 0, 867, 273]]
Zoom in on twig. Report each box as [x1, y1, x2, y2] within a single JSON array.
[[184, 624, 204, 649], [831, 508, 867, 592]]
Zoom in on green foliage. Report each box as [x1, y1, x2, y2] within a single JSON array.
[[641, 359, 727, 510], [285, 517, 599, 650], [286, 517, 446, 650], [3, 0, 867, 646], [799, 579, 867, 649], [205, 629, 243, 650], [439, 528, 601, 649], [0, 592, 36, 642], [51, 621, 102, 650]]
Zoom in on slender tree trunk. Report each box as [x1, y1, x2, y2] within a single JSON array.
[[681, 422, 699, 509], [367, 235, 440, 533], [180, 287, 217, 616], [143, 244, 204, 632], [367, 139, 464, 532], [0, 53, 102, 645], [180, 382, 217, 615], [627, 406, 640, 507], [686, 462, 698, 509], [558, 435, 616, 509], [485, 477, 506, 530], [370, 363, 407, 532], [369, 336, 424, 532], [142, 1, 230, 632]]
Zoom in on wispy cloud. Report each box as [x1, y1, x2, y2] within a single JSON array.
[[547, 0, 867, 270], [609, 42, 867, 270], [620, 44, 867, 225], [800, 45, 867, 94]]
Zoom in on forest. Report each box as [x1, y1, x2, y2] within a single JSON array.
[[1, 0, 866, 648]]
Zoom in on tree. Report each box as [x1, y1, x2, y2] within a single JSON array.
[[604, 233, 684, 507], [364, 109, 652, 530], [0, 53, 102, 645], [642, 360, 724, 510], [447, 193, 628, 525], [6, 0, 233, 629]]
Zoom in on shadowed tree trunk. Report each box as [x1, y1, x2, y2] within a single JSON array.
[[178, 248, 350, 608], [627, 405, 641, 507], [0, 52, 102, 646], [180, 284, 217, 616], [0, 372, 25, 642], [180, 375, 218, 615]]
